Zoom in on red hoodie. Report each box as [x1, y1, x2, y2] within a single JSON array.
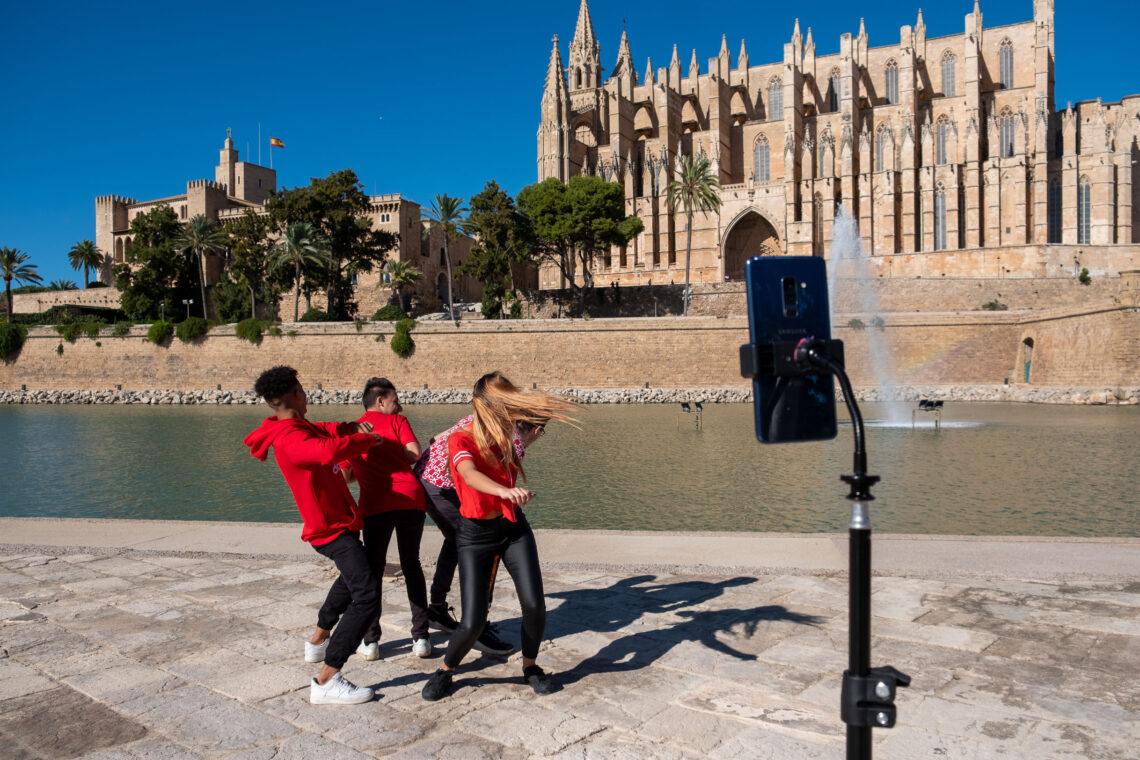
[[244, 417, 377, 545]]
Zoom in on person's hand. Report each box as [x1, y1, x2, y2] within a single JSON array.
[[498, 487, 534, 506], [355, 421, 374, 434]]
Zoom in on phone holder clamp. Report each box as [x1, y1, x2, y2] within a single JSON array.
[[739, 338, 845, 380]]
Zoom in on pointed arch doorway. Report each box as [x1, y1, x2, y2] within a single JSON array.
[[723, 211, 782, 281]]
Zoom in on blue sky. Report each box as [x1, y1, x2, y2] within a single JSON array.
[[3, 0, 1137, 284]]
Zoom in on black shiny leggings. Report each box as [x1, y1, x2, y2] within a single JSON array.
[[443, 513, 545, 668]]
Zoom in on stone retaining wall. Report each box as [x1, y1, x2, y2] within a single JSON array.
[[2, 384, 1136, 406]]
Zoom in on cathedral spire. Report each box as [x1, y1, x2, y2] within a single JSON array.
[[719, 34, 728, 57], [738, 39, 748, 70], [916, 8, 925, 33], [689, 48, 700, 79], [645, 57, 654, 85], [792, 18, 802, 45], [670, 43, 680, 67], [568, 0, 601, 90], [858, 17, 866, 40], [611, 29, 637, 86], [544, 35, 568, 97], [571, 0, 597, 50], [805, 26, 815, 55]]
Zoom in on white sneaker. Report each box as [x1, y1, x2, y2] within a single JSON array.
[[356, 641, 380, 660], [310, 672, 374, 705], [412, 637, 432, 658], [304, 639, 328, 663]]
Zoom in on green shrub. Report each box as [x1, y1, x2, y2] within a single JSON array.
[[871, 316, 886, 331], [86, 281, 109, 289], [112, 322, 132, 337], [354, 318, 365, 332], [147, 321, 174, 344], [55, 323, 81, 343], [235, 318, 264, 345], [390, 318, 416, 358], [267, 325, 282, 337], [509, 301, 523, 319], [83, 322, 104, 340], [981, 300, 1008, 311], [372, 304, 407, 322], [1079, 267, 1091, 285], [285, 329, 297, 338], [300, 308, 330, 322], [176, 317, 210, 343], [847, 318, 866, 330], [56, 343, 64, 356], [0, 323, 27, 361]]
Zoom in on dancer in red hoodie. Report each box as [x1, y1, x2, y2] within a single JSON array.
[[244, 365, 382, 705]]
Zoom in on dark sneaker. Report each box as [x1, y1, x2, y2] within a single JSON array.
[[421, 668, 453, 701], [427, 604, 459, 633], [522, 665, 558, 696], [473, 622, 514, 657]]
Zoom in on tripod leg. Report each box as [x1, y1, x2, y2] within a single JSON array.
[[848, 515, 872, 760]]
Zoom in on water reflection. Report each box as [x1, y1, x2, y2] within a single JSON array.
[[1, 402, 1137, 536]]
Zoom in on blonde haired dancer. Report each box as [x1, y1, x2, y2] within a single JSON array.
[[421, 372, 575, 700]]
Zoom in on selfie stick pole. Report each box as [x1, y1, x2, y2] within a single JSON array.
[[794, 340, 910, 760]]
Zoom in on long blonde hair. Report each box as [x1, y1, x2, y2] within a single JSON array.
[[470, 371, 576, 481]]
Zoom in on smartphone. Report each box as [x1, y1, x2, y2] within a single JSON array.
[[744, 256, 838, 443]]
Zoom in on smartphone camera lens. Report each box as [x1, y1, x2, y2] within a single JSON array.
[[782, 277, 798, 318]]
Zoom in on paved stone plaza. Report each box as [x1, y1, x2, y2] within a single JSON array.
[[1, 519, 1138, 759]]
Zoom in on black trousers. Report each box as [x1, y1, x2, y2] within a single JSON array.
[[312, 531, 380, 670], [442, 512, 545, 669], [319, 510, 430, 643], [421, 480, 462, 605]]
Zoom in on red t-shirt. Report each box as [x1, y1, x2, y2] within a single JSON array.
[[341, 411, 425, 515], [447, 429, 520, 521]]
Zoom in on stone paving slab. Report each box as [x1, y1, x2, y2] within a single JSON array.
[[1, 519, 1139, 758]]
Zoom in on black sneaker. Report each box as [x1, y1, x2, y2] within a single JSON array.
[[473, 622, 514, 656], [522, 665, 558, 695], [421, 668, 454, 701], [427, 603, 459, 634]]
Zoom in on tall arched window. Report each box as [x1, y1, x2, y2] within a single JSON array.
[[753, 135, 770, 182], [999, 107, 1016, 158], [875, 127, 889, 172], [769, 78, 783, 120], [885, 60, 899, 105], [1077, 175, 1091, 244], [828, 69, 841, 112], [936, 116, 950, 165], [1047, 177, 1062, 243], [999, 39, 1014, 89], [934, 183, 947, 250], [942, 51, 956, 97]]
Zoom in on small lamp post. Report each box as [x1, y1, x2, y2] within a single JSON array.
[[182, 298, 194, 319]]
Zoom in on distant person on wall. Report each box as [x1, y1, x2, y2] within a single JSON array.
[[336, 377, 431, 660], [244, 365, 382, 705], [413, 408, 547, 658], [421, 371, 575, 701]]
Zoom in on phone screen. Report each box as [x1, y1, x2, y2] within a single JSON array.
[[745, 256, 838, 443]]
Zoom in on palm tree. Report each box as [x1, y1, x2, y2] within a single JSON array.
[[423, 194, 466, 318], [175, 215, 228, 319], [49, 279, 79, 290], [270, 222, 330, 322], [1, 247, 43, 322], [383, 260, 422, 313], [67, 240, 104, 288], [666, 155, 722, 316]]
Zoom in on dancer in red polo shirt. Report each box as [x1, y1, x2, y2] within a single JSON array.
[[244, 366, 382, 705], [421, 371, 575, 701], [338, 377, 432, 659]]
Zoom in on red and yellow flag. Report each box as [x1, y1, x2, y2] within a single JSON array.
[[269, 137, 284, 148]]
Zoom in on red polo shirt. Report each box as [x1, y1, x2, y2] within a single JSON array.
[[447, 429, 520, 521], [341, 411, 425, 516]]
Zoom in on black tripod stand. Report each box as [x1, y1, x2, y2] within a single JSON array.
[[741, 338, 910, 760]]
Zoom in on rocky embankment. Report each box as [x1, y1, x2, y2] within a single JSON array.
[[1, 385, 1137, 405]]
